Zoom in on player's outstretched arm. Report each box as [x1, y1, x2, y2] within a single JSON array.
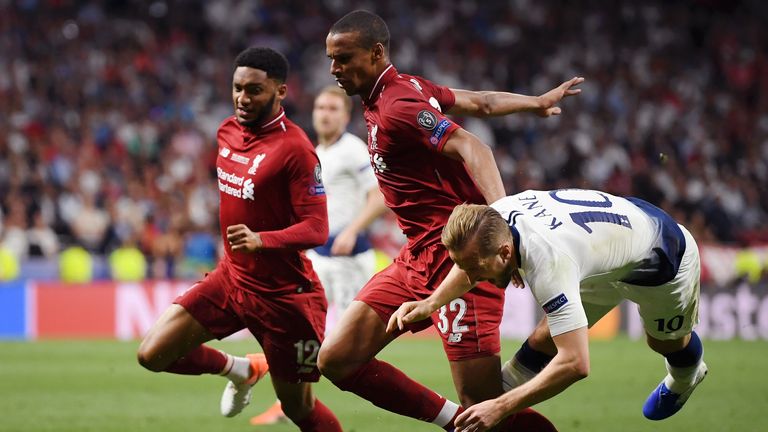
[[442, 128, 505, 204], [448, 77, 584, 118], [386, 263, 474, 332], [454, 326, 590, 432]]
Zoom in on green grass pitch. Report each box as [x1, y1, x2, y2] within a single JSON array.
[[1, 337, 765, 431]]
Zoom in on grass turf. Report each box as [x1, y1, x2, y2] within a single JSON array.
[[0, 337, 764, 431]]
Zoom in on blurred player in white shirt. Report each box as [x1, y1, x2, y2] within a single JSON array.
[[390, 189, 707, 431], [251, 85, 387, 426]]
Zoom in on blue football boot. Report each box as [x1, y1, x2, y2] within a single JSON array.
[[643, 362, 707, 420]]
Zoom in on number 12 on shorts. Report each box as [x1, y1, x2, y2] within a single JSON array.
[[437, 298, 468, 343], [294, 339, 320, 367]]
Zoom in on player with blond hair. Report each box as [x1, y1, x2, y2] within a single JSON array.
[[390, 189, 707, 431]]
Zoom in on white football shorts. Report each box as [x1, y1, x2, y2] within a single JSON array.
[[306, 249, 376, 313], [580, 225, 700, 341]]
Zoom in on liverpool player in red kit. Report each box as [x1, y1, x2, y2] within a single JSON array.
[[317, 11, 583, 431], [136, 47, 341, 432]]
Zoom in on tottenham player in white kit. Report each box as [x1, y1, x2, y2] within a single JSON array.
[[389, 189, 707, 431], [250, 85, 387, 426]]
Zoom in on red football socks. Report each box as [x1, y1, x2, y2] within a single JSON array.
[[295, 399, 342, 432], [334, 359, 459, 427], [498, 408, 558, 432], [164, 345, 228, 375]]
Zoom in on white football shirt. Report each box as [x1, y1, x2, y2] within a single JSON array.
[[316, 132, 378, 235], [491, 189, 686, 337]]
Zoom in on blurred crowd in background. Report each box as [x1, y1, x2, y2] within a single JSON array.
[[1, 0, 767, 280]]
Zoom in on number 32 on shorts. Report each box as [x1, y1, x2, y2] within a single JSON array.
[[437, 298, 468, 343]]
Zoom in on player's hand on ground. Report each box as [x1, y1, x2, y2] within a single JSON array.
[[386, 300, 433, 333], [535, 76, 584, 117], [330, 227, 357, 256], [226, 224, 263, 253], [454, 398, 506, 432]]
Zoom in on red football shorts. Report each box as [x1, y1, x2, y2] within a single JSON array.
[[356, 243, 504, 361], [175, 264, 327, 382]]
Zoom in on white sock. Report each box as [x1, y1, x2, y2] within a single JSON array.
[[221, 354, 251, 384], [663, 358, 704, 393], [501, 357, 538, 391], [431, 399, 460, 428]]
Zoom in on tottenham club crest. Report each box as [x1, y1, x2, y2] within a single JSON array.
[[417, 110, 437, 130]]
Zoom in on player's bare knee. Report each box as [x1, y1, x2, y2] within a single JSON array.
[[317, 345, 347, 381], [136, 342, 169, 372], [136, 348, 161, 372]]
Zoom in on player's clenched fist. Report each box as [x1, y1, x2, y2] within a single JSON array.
[[386, 300, 435, 333], [226, 224, 263, 253]]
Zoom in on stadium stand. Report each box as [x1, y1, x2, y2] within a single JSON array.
[[1, 0, 767, 281]]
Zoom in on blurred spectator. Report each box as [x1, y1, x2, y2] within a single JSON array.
[[27, 210, 59, 258], [0, 200, 29, 260], [70, 193, 109, 252]]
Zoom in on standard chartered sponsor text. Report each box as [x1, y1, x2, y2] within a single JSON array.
[[217, 167, 244, 186], [218, 179, 242, 198]]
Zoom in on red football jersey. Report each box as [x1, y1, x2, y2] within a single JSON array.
[[216, 108, 328, 294], [362, 65, 485, 252]]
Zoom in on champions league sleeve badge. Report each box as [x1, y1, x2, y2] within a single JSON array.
[[309, 163, 325, 196]]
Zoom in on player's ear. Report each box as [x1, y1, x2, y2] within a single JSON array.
[[371, 43, 385, 62], [276, 82, 288, 101], [499, 243, 512, 262]]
